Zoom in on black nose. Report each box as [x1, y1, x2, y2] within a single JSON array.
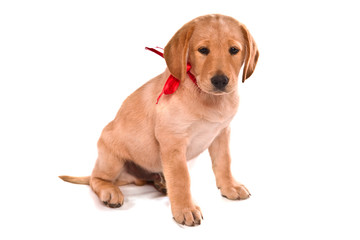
[[211, 75, 229, 90]]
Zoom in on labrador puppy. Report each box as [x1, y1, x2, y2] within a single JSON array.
[[60, 14, 259, 226]]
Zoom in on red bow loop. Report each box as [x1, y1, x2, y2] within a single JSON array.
[[163, 75, 180, 95]]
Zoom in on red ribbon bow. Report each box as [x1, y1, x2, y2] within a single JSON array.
[[145, 47, 197, 104]]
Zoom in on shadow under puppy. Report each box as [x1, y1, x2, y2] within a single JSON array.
[[60, 14, 259, 226]]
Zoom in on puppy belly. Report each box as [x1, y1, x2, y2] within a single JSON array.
[[124, 161, 161, 181]]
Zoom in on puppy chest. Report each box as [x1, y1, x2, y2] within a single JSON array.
[[186, 121, 224, 160]]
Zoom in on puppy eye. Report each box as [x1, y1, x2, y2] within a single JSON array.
[[198, 47, 210, 55], [229, 47, 240, 55]]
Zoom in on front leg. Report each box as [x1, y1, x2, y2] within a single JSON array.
[[160, 139, 202, 226], [208, 127, 250, 200]]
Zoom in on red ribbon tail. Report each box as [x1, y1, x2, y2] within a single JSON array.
[[145, 47, 164, 58], [156, 91, 164, 104]]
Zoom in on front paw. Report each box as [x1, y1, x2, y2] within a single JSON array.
[[219, 182, 251, 200], [172, 203, 203, 226]]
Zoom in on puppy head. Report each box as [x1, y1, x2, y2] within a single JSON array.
[[164, 14, 259, 95]]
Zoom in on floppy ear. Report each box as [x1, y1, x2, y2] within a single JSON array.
[[240, 24, 259, 83], [164, 22, 195, 81]]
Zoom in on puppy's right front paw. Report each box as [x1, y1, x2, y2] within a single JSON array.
[[172, 204, 203, 226]]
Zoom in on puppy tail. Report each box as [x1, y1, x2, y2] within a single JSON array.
[[59, 175, 90, 185]]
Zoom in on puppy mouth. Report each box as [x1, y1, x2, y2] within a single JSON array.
[[210, 88, 233, 95], [198, 85, 232, 95]]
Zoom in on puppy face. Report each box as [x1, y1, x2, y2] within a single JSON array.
[[164, 15, 259, 96], [188, 17, 246, 95]]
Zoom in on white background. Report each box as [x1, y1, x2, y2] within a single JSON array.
[[1, 0, 359, 239]]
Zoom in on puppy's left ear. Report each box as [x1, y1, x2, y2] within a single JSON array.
[[240, 24, 259, 82], [164, 22, 195, 81]]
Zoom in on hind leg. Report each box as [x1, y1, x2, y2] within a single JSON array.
[[90, 144, 126, 208]]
